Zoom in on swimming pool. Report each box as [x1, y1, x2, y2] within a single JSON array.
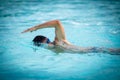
[[0, 0, 120, 80]]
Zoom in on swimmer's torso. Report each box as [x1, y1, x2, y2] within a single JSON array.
[[48, 40, 95, 53]]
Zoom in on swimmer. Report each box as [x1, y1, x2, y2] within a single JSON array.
[[21, 20, 120, 54]]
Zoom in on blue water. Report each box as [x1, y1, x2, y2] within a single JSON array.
[[0, 0, 120, 80]]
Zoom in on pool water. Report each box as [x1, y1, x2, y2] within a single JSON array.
[[0, 0, 120, 80]]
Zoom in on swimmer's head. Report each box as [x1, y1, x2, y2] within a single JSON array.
[[33, 35, 50, 46]]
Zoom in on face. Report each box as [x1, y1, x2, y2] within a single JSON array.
[[41, 38, 54, 48], [42, 38, 50, 44]]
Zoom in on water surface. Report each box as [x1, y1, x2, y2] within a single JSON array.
[[0, 0, 120, 80]]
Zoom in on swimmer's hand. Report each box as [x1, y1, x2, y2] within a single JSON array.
[[21, 27, 36, 33]]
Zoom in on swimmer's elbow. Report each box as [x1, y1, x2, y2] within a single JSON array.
[[53, 20, 60, 23], [52, 20, 61, 25]]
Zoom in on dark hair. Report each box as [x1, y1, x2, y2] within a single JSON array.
[[33, 35, 46, 46]]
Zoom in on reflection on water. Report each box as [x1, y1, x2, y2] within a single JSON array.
[[0, 0, 120, 80]]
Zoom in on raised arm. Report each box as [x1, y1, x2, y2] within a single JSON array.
[[21, 20, 66, 41]]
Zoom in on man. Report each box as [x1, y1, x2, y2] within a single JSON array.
[[22, 20, 120, 54]]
